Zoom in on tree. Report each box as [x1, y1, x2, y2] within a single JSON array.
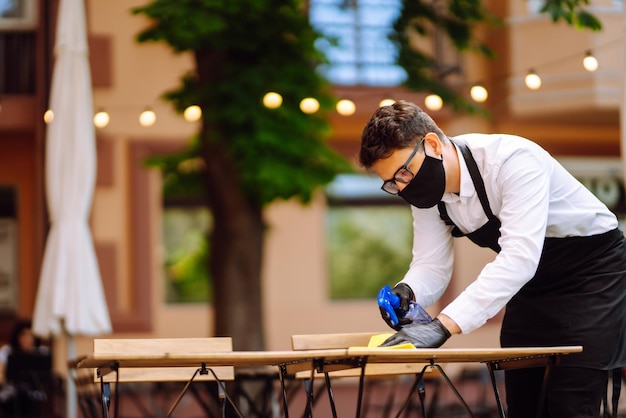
[[132, 0, 352, 351], [392, 0, 602, 113]]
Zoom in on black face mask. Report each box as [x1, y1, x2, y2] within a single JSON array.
[[398, 154, 445, 208]]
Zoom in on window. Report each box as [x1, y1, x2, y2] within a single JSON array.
[[0, 32, 36, 94], [162, 206, 212, 303], [326, 174, 413, 299], [0, 187, 17, 313], [310, 0, 406, 86], [558, 157, 626, 231]]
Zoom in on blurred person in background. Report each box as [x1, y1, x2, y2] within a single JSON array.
[[0, 319, 51, 416]]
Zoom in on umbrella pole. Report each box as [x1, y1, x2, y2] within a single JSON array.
[[67, 333, 77, 418]]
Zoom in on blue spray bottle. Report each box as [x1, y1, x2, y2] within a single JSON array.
[[377, 285, 432, 327]]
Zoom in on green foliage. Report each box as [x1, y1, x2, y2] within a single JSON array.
[[328, 206, 413, 299], [393, 0, 601, 114], [540, 0, 602, 31], [143, 137, 205, 201], [162, 207, 212, 303], [392, 0, 499, 114], [133, 0, 352, 207]]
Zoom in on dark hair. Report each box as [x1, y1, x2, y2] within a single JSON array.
[[358, 100, 446, 168], [9, 319, 39, 352]]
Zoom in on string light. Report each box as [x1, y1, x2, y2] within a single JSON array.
[[524, 69, 542, 90], [43, 110, 54, 124], [336, 99, 356, 116], [263, 92, 283, 109], [470, 84, 488, 103], [424, 94, 443, 111], [183, 105, 202, 122], [583, 51, 598, 72], [299, 97, 320, 114], [93, 109, 110, 128], [86, 48, 611, 127], [139, 108, 156, 127]]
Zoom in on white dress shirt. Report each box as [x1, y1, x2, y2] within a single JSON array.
[[401, 133, 618, 334]]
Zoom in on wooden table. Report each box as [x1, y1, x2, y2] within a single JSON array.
[[75, 345, 582, 418]]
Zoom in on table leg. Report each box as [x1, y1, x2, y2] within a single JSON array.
[[486, 364, 506, 418], [278, 364, 291, 418], [322, 371, 338, 418], [98, 379, 109, 418], [393, 365, 429, 418], [166, 364, 244, 418], [355, 363, 366, 418], [97, 362, 119, 418], [430, 363, 476, 418], [534, 358, 555, 418], [304, 368, 316, 418]]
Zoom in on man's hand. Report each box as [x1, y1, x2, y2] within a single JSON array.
[[379, 318, 451, 348], [379, 283, 415, 330]]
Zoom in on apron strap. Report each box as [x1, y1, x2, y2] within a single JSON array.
[[438, 139, 499, 230], [451, 139, 498, 220]]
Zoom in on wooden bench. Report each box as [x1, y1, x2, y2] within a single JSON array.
[[89, 337, 236, 417], [291, 332, 428, 377], [291, 332, 439, 417], [93, 337, 234, 383]]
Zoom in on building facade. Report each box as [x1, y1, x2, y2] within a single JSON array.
[[0, 0, 624, 372]]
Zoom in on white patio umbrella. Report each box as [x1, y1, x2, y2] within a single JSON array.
[[32, 0, 111, 416]]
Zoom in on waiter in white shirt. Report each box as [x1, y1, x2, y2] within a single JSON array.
[[358, 100, 626, 418]]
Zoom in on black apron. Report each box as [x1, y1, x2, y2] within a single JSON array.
[[438, 140, 626, 370]]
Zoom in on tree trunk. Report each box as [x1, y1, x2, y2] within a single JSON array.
[[199, 131, 265, 352], [193, 50, 265, 353]]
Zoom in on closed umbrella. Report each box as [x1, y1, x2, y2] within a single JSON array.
[[32, 0, 111, 416]]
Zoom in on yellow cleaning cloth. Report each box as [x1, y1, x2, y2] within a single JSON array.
[[349, 333, 416, 350]]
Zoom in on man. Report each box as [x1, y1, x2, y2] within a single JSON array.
[[359, 100, 626, 417]]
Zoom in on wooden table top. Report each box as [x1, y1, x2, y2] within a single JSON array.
[[346, 346, 583, 363], [75, 346, 583, 370]]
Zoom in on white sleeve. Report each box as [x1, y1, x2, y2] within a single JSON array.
[[399, 204, 455, 308], [441, 148, 550, 333]]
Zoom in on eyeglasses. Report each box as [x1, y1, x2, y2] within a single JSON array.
[[381, 137, 425, 195]]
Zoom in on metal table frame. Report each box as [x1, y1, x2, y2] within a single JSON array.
[[75, 345, 582, 418]]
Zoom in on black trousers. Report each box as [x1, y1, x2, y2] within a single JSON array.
[[505, 365, 609, 418]]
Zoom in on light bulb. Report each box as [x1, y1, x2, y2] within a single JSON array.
[[336, 99, 356, 116], [299, 97, 319, 114], [470, 85, 488, 103], [525, 70, 542, 90], [424, 94, 443, 111], [93, 110, 110, 128], [139, 109, 156, 127], [583, 52, 598, 72], [183, 105, 202, 122], [379, 98, 395, 107], [43, 110, 54, 124], [263, 92, 283, 109]]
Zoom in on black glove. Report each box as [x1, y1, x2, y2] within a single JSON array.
[[379, 283, 415, 331], [379, 318, 451, 348]]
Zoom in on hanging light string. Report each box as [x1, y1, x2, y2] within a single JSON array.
[[40, 38, 622, 127]]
